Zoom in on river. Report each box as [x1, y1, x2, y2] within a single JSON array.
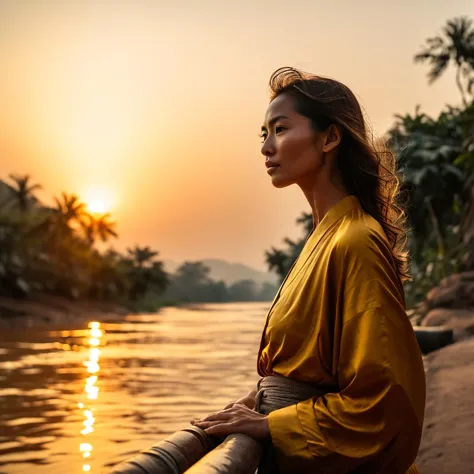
[[0, 302, 270, 473]]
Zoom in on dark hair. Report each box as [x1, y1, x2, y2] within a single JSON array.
[[268, 67, 410, 283]]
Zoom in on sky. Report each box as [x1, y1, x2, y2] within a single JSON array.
[[0, 0, 473, 271]]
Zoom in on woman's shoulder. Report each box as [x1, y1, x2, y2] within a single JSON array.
[[332, 209, 391, 260], [330, 210, 404, 301]]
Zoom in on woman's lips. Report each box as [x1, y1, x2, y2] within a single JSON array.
[[266, 165, 280, 174]]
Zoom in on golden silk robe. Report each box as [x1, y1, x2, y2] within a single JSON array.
[[257, 195, 425, 474]]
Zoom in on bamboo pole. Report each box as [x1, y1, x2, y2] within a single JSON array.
[[109, 425, 219, 474], [184, 433, 263, 474]]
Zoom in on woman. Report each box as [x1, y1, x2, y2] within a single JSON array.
[[191, 67, 426, 473]]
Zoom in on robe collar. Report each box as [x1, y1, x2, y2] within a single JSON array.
[[308, 194, 361, 249]]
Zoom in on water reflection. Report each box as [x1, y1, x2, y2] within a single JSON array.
[[0, 302, 268, 473], [78, 321, 104, 472]]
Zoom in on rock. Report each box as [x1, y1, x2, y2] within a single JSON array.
[[439, 273, 462, 288], [416, 339, 474, 473], [413, 326, 454, 354], [424, 272, 474, 312], [459, 282, 474, 306], [421, 308, 453, 326], [421, 308, 474, 342], [459, 270, 474, 282], [425, 284, 461, 310]]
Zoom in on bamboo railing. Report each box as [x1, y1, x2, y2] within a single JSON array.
[[109, 425, 263, 474]]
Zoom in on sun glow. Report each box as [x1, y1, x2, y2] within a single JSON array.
[[83, 188, 114, 215]]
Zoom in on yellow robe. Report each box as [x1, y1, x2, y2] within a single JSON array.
[[257, 195, 425, 474]]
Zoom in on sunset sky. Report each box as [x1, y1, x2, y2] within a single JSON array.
[[0, 1, 473, 271]]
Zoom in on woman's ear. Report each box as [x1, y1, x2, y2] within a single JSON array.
[[322, 124, 342, 153]]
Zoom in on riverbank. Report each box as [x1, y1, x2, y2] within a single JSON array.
[[0, 293, 130, 330], [416, 337, 474, 471]]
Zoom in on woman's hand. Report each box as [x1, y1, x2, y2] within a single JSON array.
[[223, 390, 257, 410], [190, 404, 270, 440]]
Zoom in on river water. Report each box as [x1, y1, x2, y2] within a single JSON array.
[[0, 302, 269, 473]]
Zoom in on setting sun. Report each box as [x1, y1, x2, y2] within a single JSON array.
[[83, 188, 114, 215]]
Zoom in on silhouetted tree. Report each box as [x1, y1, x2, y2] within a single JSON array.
[[6, 174, 42, 212], [415, 16, 474, 106]]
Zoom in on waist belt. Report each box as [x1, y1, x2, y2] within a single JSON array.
[[255, 374, 338, 415], [254, 374, 338, 474]]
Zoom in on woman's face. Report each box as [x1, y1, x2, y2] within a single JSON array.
[[260, 93, 326, 189]]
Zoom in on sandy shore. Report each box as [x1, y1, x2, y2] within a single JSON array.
[[415, 338, 474, 472], [0, 293, 130, 330]]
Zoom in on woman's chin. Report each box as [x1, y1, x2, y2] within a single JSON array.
[[270, 175, 292, 188]]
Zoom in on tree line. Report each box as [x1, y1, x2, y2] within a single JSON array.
[[0, 177, 277, 309]]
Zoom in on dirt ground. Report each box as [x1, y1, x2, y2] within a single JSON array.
[[415, 338, 474, 472]]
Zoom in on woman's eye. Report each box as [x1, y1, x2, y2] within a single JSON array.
[[275, 126, 285, 134], [259, 133, 267, 142]]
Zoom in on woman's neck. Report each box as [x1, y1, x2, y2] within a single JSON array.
[[301, 182, 351, 231]]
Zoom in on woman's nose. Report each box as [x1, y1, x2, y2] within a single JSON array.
[[261, 138, 275, 157]]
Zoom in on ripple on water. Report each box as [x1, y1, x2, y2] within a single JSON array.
[[4, 418, 46, 427], [16, 436, 56, 445], [0, 451, 50, 465], [0, 302, 269, 473]]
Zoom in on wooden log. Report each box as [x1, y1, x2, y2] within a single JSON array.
[[184, 433, 263, 474], [413, 326, 454, 354], [109, 425, 219, 474]]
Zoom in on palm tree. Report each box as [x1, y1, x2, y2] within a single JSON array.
[[124, 246, 168, 300], [53, 192, 88, 227], [95, 213, 118, 242], [79, 216, 96, 245], [79, 213, 118, 245], [414, 16, 474, 107], [6, 174, 42, 212], [126, 245, 158, 268]]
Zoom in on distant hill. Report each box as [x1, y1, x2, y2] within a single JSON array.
[[163, 258, 279, 286]]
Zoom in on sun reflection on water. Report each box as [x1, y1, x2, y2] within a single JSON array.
[[78, 321, 105, 471]]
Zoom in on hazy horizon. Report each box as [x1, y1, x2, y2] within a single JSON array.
[[1, 1, 473, 271]]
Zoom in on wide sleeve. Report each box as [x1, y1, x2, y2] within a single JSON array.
[[266, 229, 425, 473]]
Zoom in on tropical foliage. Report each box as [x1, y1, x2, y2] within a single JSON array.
[[0, 177, 276, 310], [414, 16, 474, 106], [0, 177, 166, 304]]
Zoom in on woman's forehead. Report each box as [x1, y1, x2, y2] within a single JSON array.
[[264, 94, 296, 121]]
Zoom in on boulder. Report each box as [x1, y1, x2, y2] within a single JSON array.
[[459, 282, 474, 306], [413, 326, 454, 354], [425, 284, 460, 310], [421, 308, 474, 342], [423, 271, 474, 312], [459, 270, 474, 281], [438, 273, 462, 288]]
